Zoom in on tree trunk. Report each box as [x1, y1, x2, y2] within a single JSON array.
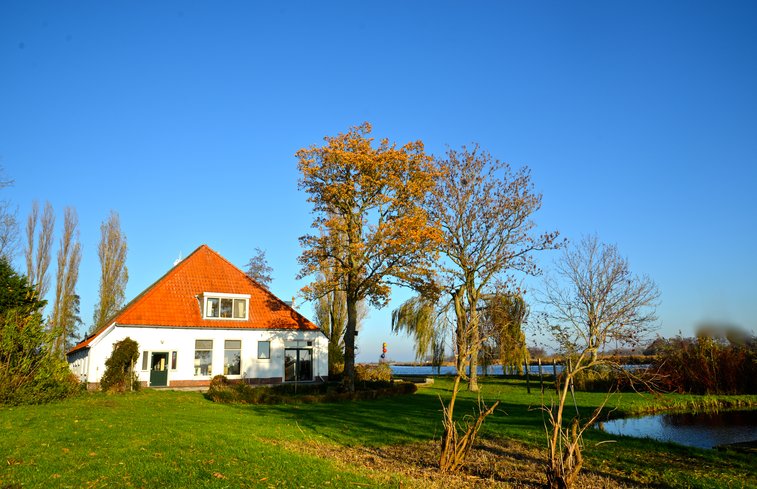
[[467, 327, 480, 392], [452, 289, 468, 378], [343, 296, 358, 392], [466, 280, 480, 392]]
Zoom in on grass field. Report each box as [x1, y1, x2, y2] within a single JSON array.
[[1, 377, 756, 488]]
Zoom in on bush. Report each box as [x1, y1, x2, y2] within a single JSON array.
[[653, 334, 757, 394], [210, 374, 230, 387], [568, 367, 623, 392], [329, 361, 344, 381], [205, 380, 416, 405], [100, 337, 140, 392], [0, 310, 79, 405], [355, 363, 392, 382]]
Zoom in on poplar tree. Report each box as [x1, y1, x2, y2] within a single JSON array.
[[25, 201, 55, 301], [92, 211, 128, 332], [50, 207, 82, 355], [0, 168, 18, 261]]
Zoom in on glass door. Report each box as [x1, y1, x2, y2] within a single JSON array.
[[284, 348, 313, 382]]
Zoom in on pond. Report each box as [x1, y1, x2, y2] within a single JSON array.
[[596, 409, 757, 449], [389, 364, 649, 377], [390, 364, 564, 376]]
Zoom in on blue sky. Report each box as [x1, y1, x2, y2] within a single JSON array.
[[1, 1, 755, 361]]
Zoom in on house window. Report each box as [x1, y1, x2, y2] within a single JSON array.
[[202, 293, 249, 320], [141, 351, 149, 371], [258, 340, 270, 359], [224, 340, 241, 375], [206, 298, 220, 317], [194, 340, 212, 376], [171, 351, 177, 370]]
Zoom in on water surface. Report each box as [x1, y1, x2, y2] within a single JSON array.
[[597, 410, 757, 449]]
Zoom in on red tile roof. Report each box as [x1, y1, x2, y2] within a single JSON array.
[[68, 245, 319, 354]]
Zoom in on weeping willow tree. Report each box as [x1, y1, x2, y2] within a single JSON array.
[[391, 296, 447, 371], [480, 293, 529, 375]]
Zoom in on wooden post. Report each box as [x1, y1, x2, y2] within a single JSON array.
[[538, 358, 544, 393], [553, 358, 558, 394], [525, 356, 531, 394]]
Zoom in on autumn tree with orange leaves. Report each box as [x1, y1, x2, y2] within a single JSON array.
[[296, 123, 440, 391]]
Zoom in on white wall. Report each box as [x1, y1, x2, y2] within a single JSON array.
[[77, 324, 328, 385]]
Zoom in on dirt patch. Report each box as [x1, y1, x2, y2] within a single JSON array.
[[276, 436, 648, 488]]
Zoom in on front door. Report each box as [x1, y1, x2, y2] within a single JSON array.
[[150, 352, 169, 387], [284, 348, 313, 382]]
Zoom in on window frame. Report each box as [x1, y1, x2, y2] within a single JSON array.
[[258, 340, 271, 360], [201, 292, 250, 320], [194, 339, 213, 377], [224, 339, 242, 376]]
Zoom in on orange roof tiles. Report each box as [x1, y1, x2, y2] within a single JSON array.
[[68, 245, 318, 354]]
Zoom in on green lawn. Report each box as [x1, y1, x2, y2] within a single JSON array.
[[1, 378, 756, 488]]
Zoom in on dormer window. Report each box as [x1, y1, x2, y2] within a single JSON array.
[[202, 293, 250, 320]]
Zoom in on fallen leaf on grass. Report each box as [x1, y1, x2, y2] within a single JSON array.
[[213, 472, 225, 479]]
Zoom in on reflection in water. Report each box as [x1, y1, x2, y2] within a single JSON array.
[[597, 410, 757, 449]]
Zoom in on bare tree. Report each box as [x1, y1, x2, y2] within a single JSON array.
[[392, 145, 559, 472], [244, 247, 273, 289], [538, 235, 659, 489], [92, 211, 128, 332], [25, 201, 55, 301], [429, 145, 560, 392], [0, 167, 18, 262], [50, 208, 82, 356], [0, 202, 19, 262]]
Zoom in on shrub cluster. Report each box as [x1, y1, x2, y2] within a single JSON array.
[[205, 377, 416, 404], [652, 334, 757, 394], [355, 362, 392, 382], [568, 367, 620, 392], [100, 337, 140, 392]]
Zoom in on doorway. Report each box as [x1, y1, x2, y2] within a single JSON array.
[[284, 348, 312, 382], [150, 352, 169, 387]]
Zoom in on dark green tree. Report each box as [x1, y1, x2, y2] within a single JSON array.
[[0, 257, 78, 405]]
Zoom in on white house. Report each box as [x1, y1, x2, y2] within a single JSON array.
[[67, 244, 328, 388]]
